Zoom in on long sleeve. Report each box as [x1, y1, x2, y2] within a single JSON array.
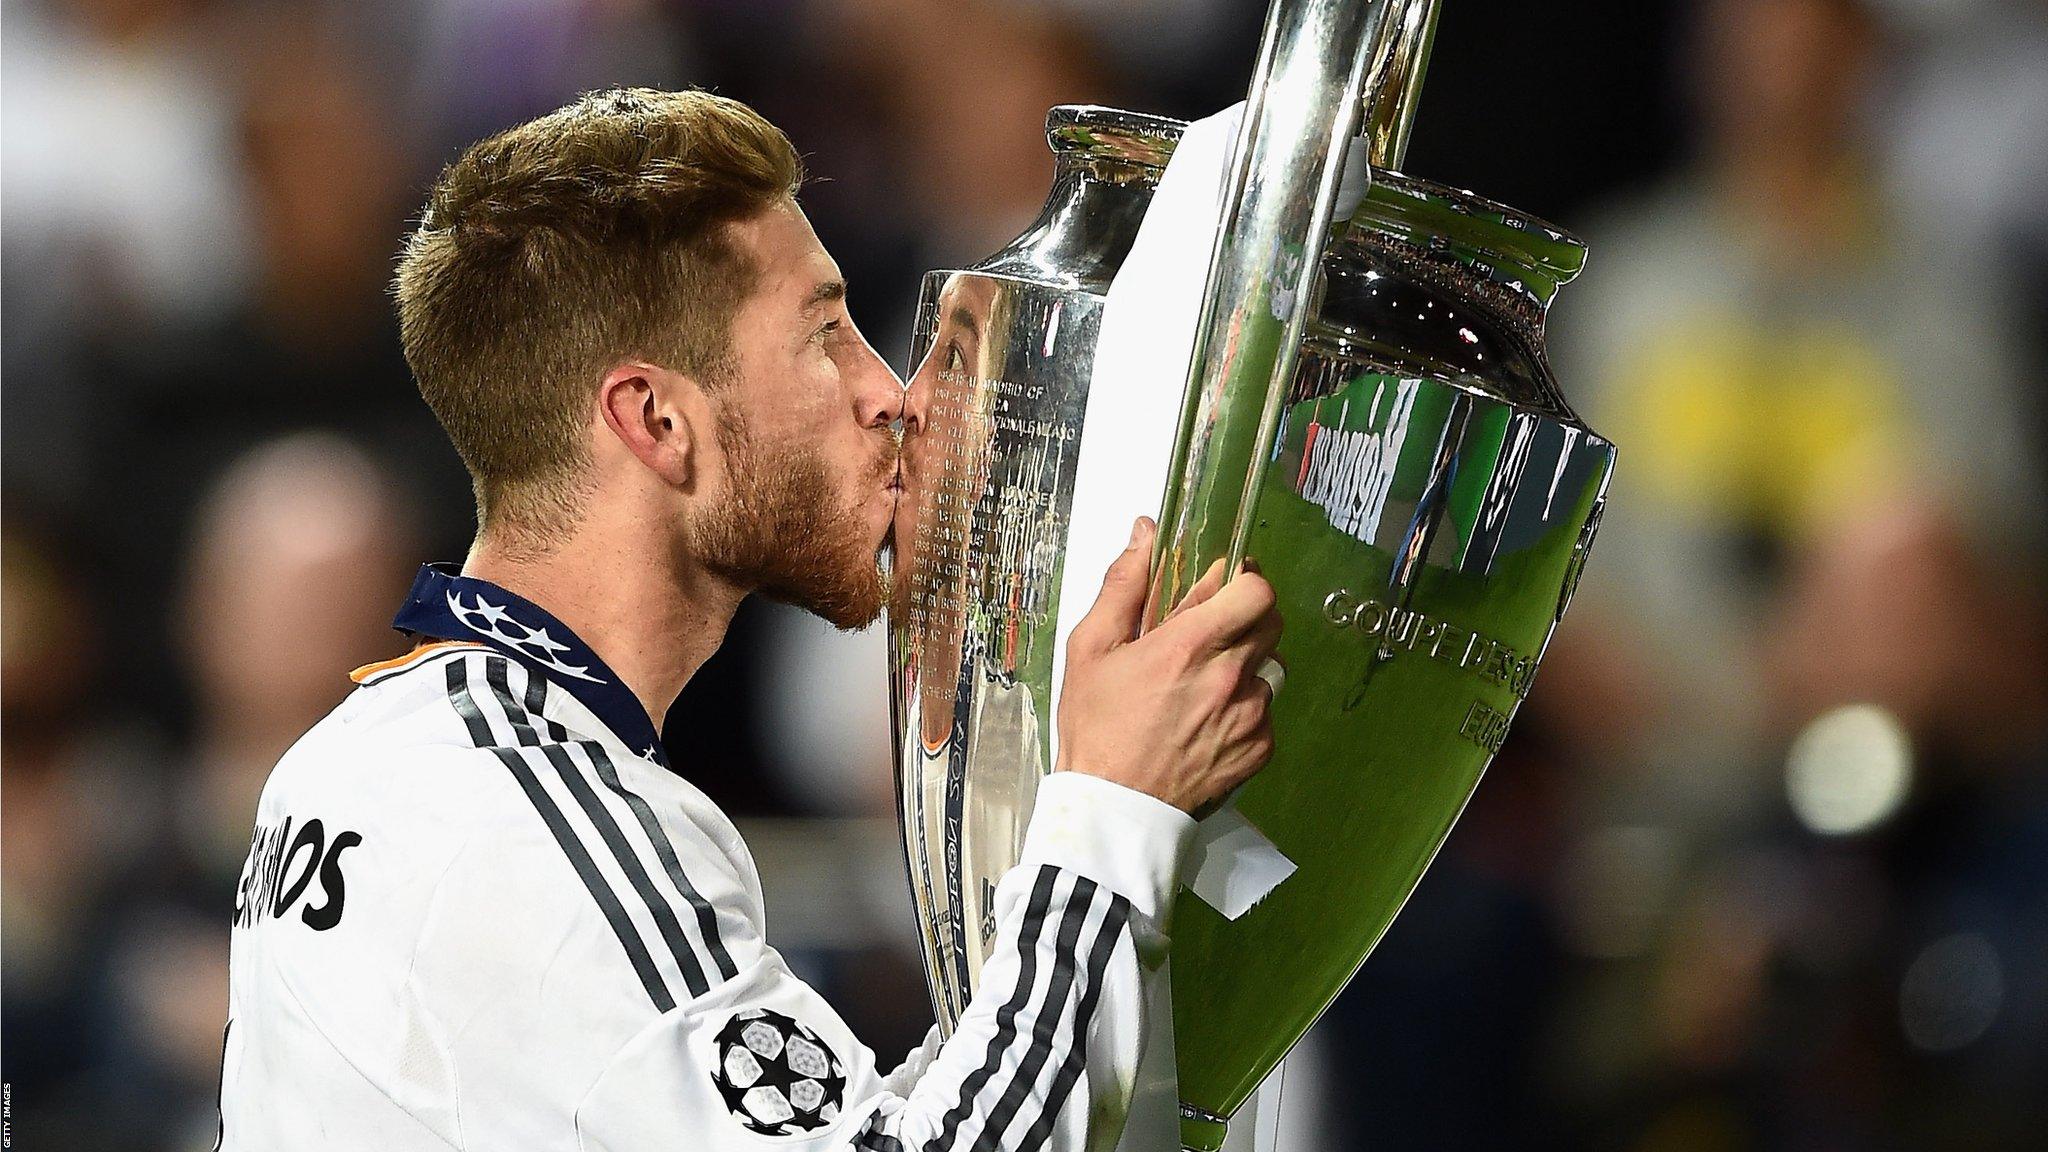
[[573, 772, 1194, 1152], [858, 770, 1193, 1152]]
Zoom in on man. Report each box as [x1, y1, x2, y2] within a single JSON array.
[[217, 88, 1281, 1150]]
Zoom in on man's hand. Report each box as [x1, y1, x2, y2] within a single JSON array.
[[1057, 516, 1284, 814]]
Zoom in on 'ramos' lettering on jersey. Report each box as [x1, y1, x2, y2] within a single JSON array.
[[232, 816, 360, 931]]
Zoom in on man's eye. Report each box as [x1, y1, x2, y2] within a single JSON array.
[[816, 319, 843, 342], [944, 342, 965, 373]]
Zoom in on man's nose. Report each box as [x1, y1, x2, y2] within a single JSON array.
[[853, 340, 905, 429]]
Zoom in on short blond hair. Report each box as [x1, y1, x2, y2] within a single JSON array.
[[394, 88, 803, 541]]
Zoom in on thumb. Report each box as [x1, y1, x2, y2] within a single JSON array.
[[1068, 517, 1156, 658]]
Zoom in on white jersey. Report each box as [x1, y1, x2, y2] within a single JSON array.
[[218, 566, 1193, 1152]]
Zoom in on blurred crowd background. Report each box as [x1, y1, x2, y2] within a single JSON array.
[[4, 0, 2046, 1148]]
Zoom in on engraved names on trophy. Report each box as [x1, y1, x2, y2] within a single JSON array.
[[902, 364, 982, 708], [906, 363, 1077, 688]]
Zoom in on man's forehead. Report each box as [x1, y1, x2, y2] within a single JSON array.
[[739, 201, 845, 309]]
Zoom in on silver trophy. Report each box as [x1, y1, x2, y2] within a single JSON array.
[[888, 1, 1614, 1147]]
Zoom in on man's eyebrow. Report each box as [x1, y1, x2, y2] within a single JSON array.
[[801, 279, 847, 313], [949, 305, 980, 340]]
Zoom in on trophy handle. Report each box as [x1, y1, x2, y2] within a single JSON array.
[[1147, 0, 1441, 626], [1359, 0, 1440, 171], [1142, 3, 1444, 1151]]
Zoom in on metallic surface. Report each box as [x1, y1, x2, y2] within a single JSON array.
[[1148, 0, 1402, 607], [889, 107, 1180, 1027], [1166, 171, 1611, 1149], [1144, 7, 1462, 1139], [1358, 0, 1440, 168], [888, 95, 1615, 1149]]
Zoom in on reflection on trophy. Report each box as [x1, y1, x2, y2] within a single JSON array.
[[888, 1, 1617, 1148]]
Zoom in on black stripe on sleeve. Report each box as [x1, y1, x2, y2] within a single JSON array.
[[545, 741, 713, 998], [446, 658, 677, 1012], [1013, 892, 1133, 1152], [504, 661, 734, 981], [856, 1122, 907, 1152], [580, 741, 739, 982], [480, 658, 713, 1000], [447, 656, 498, 746], [520, 663, 572, 743], [925, 865, 1059, 1152], [968, 876, 1101, 1152], [484, 657, 548, 746]]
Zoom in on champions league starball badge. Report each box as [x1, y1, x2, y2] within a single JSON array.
[[709, 1009, 848, 1136]]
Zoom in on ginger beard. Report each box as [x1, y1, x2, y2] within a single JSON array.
[[689, 400, 892, 630]]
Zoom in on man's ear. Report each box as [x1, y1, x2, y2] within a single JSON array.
[[597, 362, 708, 490]]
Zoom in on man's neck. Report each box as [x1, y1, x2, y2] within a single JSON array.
[[462, 527, 745, 736]]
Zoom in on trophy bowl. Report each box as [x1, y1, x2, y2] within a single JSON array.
[[1163, 170, 1613, 1146]]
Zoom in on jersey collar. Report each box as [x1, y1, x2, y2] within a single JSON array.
[[392, 564, 670, 768]]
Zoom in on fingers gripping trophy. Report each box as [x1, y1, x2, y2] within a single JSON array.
[[887, 1, 1617, 1148]]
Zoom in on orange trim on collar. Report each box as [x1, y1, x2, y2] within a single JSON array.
[[349, 639, 487, 684]]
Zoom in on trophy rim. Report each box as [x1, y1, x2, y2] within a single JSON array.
[[1039, 102, 1583, 278], [1370, 171, 1582, 249], [1044, 104, 1183, 170], [1355, 169, 1588, 282]]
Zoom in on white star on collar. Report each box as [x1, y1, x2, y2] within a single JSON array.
[[524, 628, 572, 656], [472, 597, 513, 627]]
